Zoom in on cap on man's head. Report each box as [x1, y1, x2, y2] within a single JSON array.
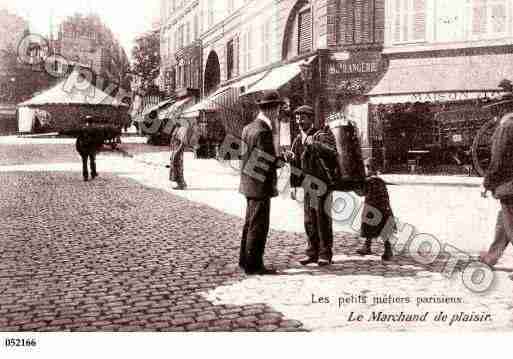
[[256, 90, 285, 108], [294, 105, 315, 116]]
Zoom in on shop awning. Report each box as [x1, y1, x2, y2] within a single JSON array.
[[244, 56, 316, 95], [141, 98, 174, 118], [181, 72, 266, 118], [368, 53, 513, 104], [158, 97, 193, 120]]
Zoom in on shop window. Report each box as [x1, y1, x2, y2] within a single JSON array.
[[227, 39, 234, 80], [390, 0, 426, 44], [298, 8, 312, 55]]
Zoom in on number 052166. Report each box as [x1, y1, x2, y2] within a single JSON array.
[[4, 338, 37, 347]]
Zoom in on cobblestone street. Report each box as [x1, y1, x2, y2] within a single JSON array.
[[0, 139, 512, 332]]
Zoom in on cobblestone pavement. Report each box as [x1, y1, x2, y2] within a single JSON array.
[[0, 141, 512, 332]]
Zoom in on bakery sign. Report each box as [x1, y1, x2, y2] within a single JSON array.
[[328, 61, 380, 75], [328, 51, 385, 77], [327, 51, 386, 96]]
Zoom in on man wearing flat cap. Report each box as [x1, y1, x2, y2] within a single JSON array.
[[239, 90, 285, 275], [284, 105, 338, 266]]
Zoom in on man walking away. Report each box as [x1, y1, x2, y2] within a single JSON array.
[[239, 91, 285, 275], [62, 116, 104, 182], [480, 109, 513, 267]]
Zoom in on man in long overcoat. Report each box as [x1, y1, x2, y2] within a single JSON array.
[[239, 91, 284, 275]]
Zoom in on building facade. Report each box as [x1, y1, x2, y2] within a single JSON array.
[[368, 0, 513, 173], [159, 0, 513, 172], [54, 14, 130, 87]]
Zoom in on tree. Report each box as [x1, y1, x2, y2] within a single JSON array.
[[131, 30, 161, 94]]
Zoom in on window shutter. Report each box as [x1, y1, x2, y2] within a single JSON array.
[[247, 28, 253, 70], [472, 0, 488, 36], [227, 40, 234, 79], [260, 23, 266, 66], [412, 0, 426, 41], [354, 0, 374, 44], [265, 19, 271, 63], [233, 35, 239, 77], [298, 9, 312, 54], [390, 0, 400, 43], [490, 0, 507, 34]]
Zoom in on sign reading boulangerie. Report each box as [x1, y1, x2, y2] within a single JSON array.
[[326, 51, 387, 96], [328, 51, 385, 77]]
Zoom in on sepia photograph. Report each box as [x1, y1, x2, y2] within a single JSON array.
[[0, 0, 512, 356]]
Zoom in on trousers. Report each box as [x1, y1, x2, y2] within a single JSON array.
[[80, 152, 97, 180], [239, 198, 271, 272], [304, 191, 333, 261], [487, 201, 513, 262]]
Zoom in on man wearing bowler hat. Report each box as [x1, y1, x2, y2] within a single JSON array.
[[284, 105, 338, 266], [239, 90, 285, 275]]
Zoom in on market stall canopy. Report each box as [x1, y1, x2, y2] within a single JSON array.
[[243, 56, 316, 96], [181, 72, 266, 119], [368, 54, 513, 104], [18, 75, 129, 108]]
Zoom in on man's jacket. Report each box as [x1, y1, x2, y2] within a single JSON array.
[[484, 114, 513, 193], [290, 127, 339, 190], [239, 118, 279, 199], [64, 126, 105, 155]]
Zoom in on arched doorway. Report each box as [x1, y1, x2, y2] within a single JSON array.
[[204, 51, 221, 95]]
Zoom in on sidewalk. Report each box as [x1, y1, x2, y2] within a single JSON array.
[[132, 151, 507, 256]]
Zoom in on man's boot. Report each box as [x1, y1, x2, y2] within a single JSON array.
[[357, 238, 372, 256], [382, 240, 393, 261]]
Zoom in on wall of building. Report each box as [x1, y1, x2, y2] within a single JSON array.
[[55, 14, 130, 85]]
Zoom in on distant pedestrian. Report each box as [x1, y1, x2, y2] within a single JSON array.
[[65, 115, 103, 182], [168, 122, 198, 190], [239, 90, 285, 275], [480, 110, 513, 267], [168, 123, 188, 190]]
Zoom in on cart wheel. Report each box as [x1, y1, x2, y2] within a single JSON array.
[[471, 118, 498, 177]]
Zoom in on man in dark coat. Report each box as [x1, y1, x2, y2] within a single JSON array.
[[66, 116, 104, 182], [285, 105, 339, 266], [480, 110, 513, 266], [239, 90, 284, 275]]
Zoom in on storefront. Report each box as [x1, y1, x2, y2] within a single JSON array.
[[366, 50, 513, 174]]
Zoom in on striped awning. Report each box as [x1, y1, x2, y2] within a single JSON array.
[[243, 56, 316, 95], [141, 98, 174, 118], [158, 97, 193, 120], [181, 72, 266, 119]]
